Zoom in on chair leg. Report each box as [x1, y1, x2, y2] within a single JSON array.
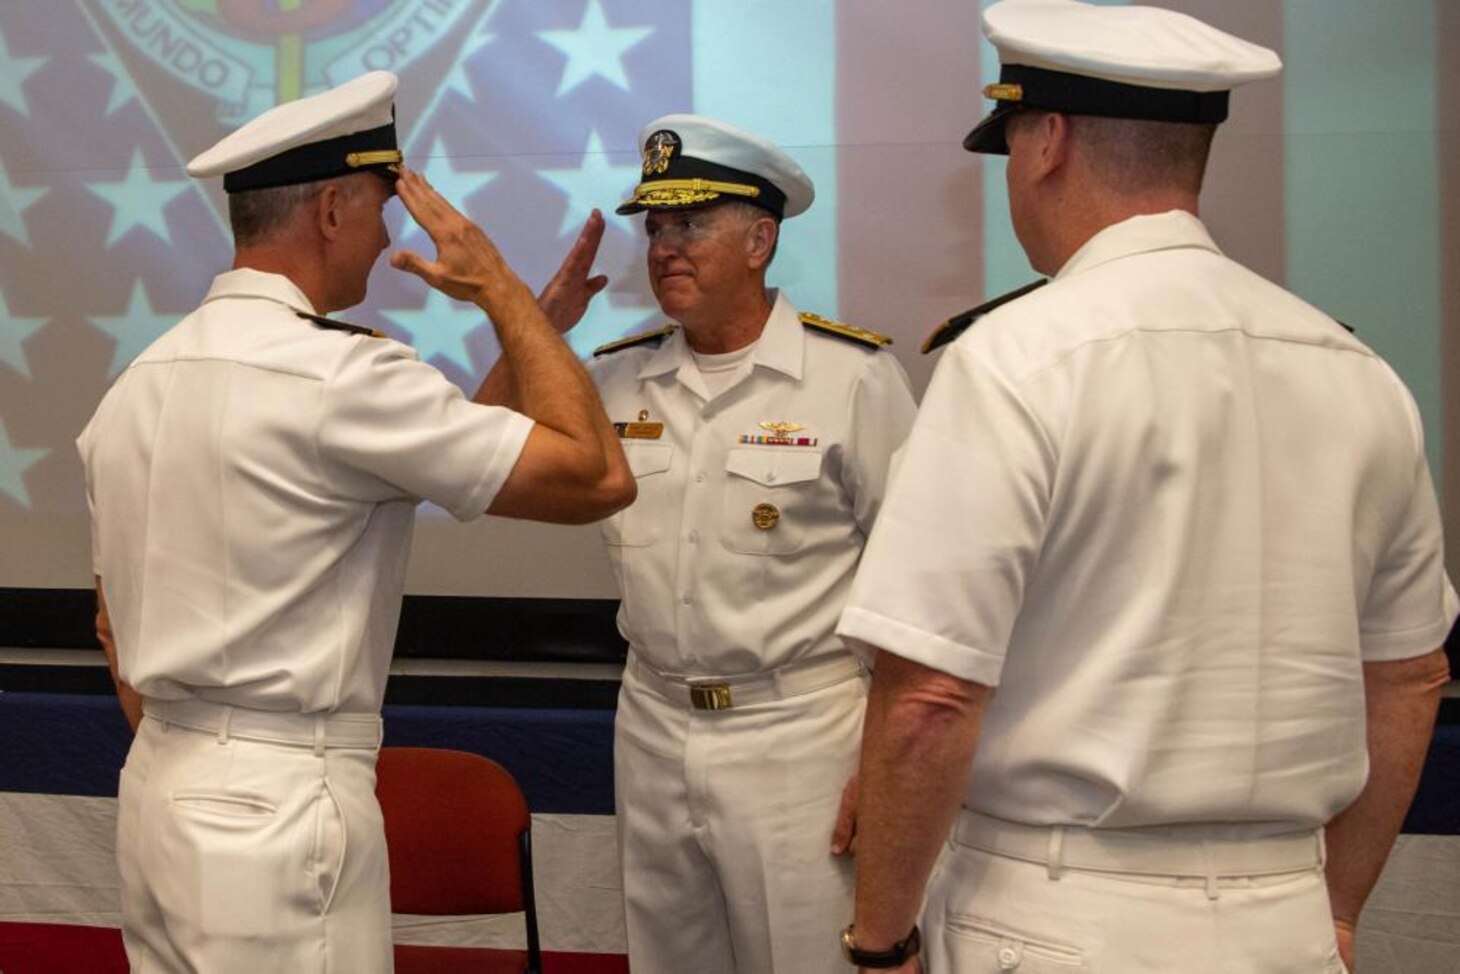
[[521, 829, 542, 974]]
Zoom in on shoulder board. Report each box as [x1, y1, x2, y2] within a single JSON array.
[[592, 325, 676, 357], [799, 311, 891, 349], [297, 310, 383, 338], [922, 278, 1048, 354]]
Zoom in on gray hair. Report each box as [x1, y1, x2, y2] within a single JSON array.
[[228, 173, 366, 247], [716, 199, 781, 266]]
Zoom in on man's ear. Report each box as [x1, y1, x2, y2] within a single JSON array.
[[745, 215, 777, 270], [1032, 112, 1072, 183], [316, 183, 343, 242]]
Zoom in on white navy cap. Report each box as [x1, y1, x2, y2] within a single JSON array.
[[617, 114, 814, 220], [965, 0, 1282, 155], [187, 71, 402, 193]]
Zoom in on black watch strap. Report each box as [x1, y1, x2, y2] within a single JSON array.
[[840, 924, 921, 968]]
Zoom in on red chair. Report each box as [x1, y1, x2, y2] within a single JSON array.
[[376, 747, 542, 974]]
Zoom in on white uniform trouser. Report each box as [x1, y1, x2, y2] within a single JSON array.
[[117, 700, 391, 974], [615, 655, 865, 974], [922, 810, 1349, 973]]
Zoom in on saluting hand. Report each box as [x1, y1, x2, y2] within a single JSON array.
[[538, 209, 609, 335], [389, 166, 520, 309]]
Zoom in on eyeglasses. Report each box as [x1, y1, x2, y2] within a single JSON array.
[[644, 209, 747, 248]]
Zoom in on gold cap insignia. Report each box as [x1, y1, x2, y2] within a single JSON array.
[[983, 83, 1024, 102], [345, 149, 404, 169], [642, 129, 680, 175], [751, 503, 780, 531]]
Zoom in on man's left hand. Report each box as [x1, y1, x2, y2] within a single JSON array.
[[538, 209, 608, 334]]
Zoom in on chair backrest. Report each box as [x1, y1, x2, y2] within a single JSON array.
[[375, 746, 532, 916]]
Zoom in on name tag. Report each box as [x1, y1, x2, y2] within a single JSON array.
[[615, 422, 664, 440]]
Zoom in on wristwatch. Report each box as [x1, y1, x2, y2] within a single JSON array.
[[840, 924, 921, 968]]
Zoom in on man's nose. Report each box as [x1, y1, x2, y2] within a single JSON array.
[[648, 232, 677, 261]]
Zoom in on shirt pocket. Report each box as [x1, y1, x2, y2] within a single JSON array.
[[602, 442, 674, 547], [720, 447, 823, 556]]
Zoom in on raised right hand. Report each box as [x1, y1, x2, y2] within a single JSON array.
[[389, 166, 519, 308]]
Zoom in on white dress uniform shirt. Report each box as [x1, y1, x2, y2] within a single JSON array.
[[840, 211, 1458, 830], [78, 268, 532, 715], [589, 289, 916, 677]]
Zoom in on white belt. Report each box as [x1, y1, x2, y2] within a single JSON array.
[[629, 653, 864, 711], [953, 809, 1324, 899], [144, 697, 383, 753]]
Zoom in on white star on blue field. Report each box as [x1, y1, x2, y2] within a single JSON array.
[[89, 278, 173, 377], [0, 419, 46, 508], [538, 0, 654, 96], [0, 292, 46, 377], [379, 289, 489, 373], [88, 149, 191, 248], [539, 129, 644, 239], [0, 35, 44, 117], [0, 166, 45, 247]]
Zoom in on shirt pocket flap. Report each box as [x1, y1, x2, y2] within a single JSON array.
[[724, 447, 822, 487], [625, 443, 673, 478]]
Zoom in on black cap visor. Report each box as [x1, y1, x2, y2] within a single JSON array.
[[963, 65, 1231, 155], [963, 102, 1020, 155]]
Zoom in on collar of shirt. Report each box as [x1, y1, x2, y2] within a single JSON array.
[[200, 267, 319, 317], [1056, 210, 1221, 281], [635, 288, 806, 391]]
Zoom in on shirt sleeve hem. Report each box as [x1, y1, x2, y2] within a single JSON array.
[[1360, 587, 1459, 662], [445, 413, 535, 522], [837, 607, 1006, 687]]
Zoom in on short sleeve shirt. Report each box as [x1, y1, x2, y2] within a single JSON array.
[[589, 290, 917, 677], [77, 269, 533, 714], [838, 212, 1458, 829]]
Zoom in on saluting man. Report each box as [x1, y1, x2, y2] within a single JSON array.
[[485, 114, 917, 973], [78, 71, 633, 972]]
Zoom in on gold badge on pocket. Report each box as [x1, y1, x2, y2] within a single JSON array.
[[751, 503, 780, 530], [615, 409, 663, 439]]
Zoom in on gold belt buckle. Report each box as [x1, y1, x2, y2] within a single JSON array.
[[689, 682, 734, 711]]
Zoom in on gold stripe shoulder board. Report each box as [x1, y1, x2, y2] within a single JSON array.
[[593, 325, 677, 357], [799, 311, 891, 350]]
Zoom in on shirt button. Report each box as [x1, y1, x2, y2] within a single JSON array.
[[694, 472, 706, 485], [681, 594, 693, 605], [765, 472, 778, 483], [687, 530, 699, 544], [997, 944, 1020, 969]]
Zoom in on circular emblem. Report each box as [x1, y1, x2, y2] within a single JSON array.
[[95, 0, 487, 124], [642, 130, 680, 175], [751, 503, 780, 531]]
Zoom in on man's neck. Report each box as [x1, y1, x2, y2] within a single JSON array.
[[1041, 193, 1199, 275], [233, 247, 332, 313], [680, 287, 775, 354]]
